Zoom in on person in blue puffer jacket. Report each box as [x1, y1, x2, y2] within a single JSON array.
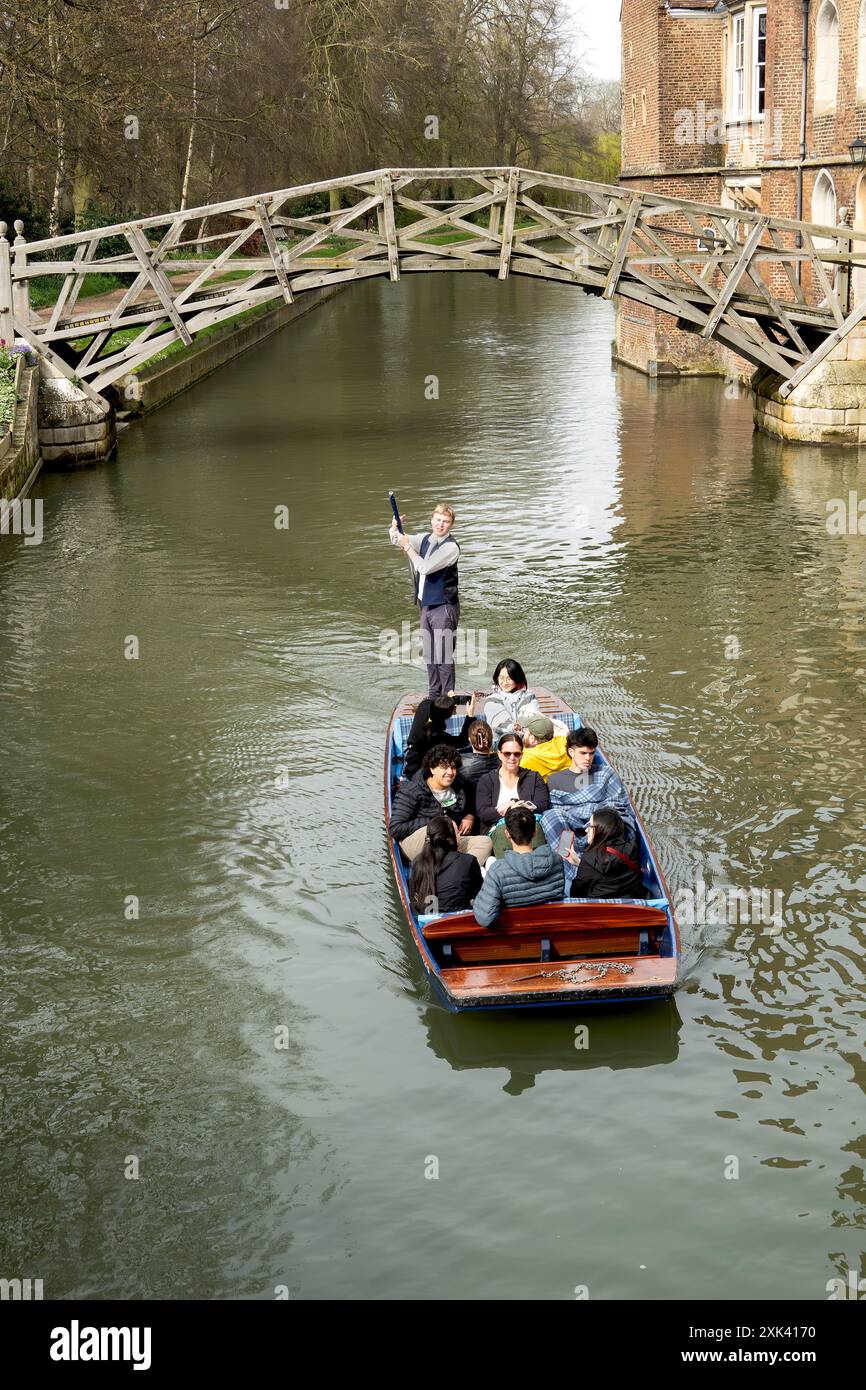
[[472, 806, 565, 928]]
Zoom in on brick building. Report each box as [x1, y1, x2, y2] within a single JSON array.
[[617, 0, 866, 378]]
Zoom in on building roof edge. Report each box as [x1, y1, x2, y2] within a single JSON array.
[[664, 1, 727, 15]]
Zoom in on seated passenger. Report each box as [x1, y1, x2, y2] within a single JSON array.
[[475, 732, 550, 837], [409, 814, 483, 917], [472, 806, 566, 927], [566, 809, 647, 900], [402, 692, 482, 780], [542, 726, 634, 849], [459, 720, 499, 787], [389, 744, 493, 866], [483, 659, 542, 736], [518, 715, 571, 781]]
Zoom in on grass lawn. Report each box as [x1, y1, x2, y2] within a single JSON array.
[[69, 326, 141, 356], [69, 300, 281, 380], [290, 223, 497, 257], [29, 272, 128, 310], [140, 301, 274, 369]]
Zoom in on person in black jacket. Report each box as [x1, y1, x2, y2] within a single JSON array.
[[402, 691, 482, 780], [390, 745, 493, 866], [567, 808, 647, 900], [475, 732, 550, 835], [409, 815, 483, 917]]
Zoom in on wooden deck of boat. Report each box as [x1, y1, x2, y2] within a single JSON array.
[[444, 956, 678, 1005]]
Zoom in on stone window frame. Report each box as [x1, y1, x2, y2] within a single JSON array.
[[814, 0, 840, 117], [722, 175, 762, 211], [721, 176, 762, 245], [812, 168, 838, 249], [731, 10, 746, 120], [752, 6, 767, 118], [857, 0, 866, 105], [725, 4, 767, 126], [852, 172, 866, 302]]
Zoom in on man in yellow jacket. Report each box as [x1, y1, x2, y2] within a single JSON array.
[[519, 715, 571, 781]]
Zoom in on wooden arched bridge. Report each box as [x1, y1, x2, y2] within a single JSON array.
[[6, 166, 866, 402]]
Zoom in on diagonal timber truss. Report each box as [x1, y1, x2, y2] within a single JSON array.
[[13, 166, 866, 400]]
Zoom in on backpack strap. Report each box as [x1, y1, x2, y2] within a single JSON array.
[[605, 845, 641, 874]]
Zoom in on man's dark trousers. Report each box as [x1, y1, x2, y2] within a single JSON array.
[[420, 602, 459, 698]]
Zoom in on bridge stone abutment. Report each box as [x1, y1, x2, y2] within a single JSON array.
[[752, 325, 866, 446], [0, 221, 116, 469], [37, 360, 116, 467]]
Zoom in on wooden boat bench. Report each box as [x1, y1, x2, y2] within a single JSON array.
[[419, 901, 668, 966]]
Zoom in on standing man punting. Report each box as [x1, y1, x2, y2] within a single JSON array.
[[389, 501, 461, 698]]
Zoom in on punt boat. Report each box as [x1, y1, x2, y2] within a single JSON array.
[[385, 688, 680, 1012]]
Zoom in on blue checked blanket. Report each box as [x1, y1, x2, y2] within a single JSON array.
[[540, 763, 635, 852]]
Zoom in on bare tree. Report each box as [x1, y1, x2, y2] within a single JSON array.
[[0, 0, 618, 228]]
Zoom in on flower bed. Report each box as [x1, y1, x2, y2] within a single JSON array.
[[0, 340, 36, 427]]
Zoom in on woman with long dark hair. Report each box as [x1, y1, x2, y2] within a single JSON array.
[[567, 808, 647, 900], [409, 814, 483, 916], [484, 659, 542, 736]]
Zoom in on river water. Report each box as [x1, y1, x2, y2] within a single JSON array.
[[1, 275, 864, 1301]]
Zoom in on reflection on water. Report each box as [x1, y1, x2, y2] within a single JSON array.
[[0, 274, 864, 1299], [425, 1004, 682, 1095]]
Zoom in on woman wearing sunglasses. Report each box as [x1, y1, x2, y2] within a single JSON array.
[[475, 732, 550, 853]]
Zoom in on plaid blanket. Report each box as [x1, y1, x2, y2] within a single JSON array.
[[540, 762, 635, 852]]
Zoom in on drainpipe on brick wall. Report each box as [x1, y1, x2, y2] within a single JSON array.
[[797, 0, 810, 281]]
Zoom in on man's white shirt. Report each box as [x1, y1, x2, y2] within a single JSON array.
[[390, 529, 459, 603]]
